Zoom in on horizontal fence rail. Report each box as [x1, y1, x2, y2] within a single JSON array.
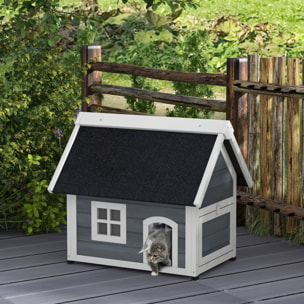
[[238, 191, 304, 221], [89, 62, 227, 86], [233, 80, 304, 99], [90, 83, 226, 112], [89, 104, 150, 115]]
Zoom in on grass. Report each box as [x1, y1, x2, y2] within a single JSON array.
[[187, 0, 304, 32], [61, 0, 304, 35]]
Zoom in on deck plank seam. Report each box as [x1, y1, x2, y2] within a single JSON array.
[[55, 279, 192, 304], [252, 290, 304, 302], [0, 268, 108, 286], [0, 250, 66, 261], [200, 260, 304, 279]]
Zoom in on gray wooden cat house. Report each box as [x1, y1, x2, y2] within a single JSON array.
[[48, 112, 253, 277]]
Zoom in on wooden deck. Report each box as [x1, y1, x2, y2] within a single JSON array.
[[0, 227, 304, 304]]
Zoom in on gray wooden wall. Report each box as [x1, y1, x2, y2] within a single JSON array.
[[76, 196, 186, 268], [201, 152, 234, 208]]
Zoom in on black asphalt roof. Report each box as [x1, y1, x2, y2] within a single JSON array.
[[53, 126, 218, 206]]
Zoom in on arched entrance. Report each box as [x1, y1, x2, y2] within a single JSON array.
[[142, 216, 178, 268]]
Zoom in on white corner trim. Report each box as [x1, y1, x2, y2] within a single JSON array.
[[75, 112, 233, 136], [185, 206, 198, 276], [48, 124, 80, 193], [67, 194, 77, 262], [194, 134, 224, 208]]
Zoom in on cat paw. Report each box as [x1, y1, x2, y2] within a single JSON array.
[[151, 271, 158, 276]]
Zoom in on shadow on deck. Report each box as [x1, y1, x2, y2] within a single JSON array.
[[0, 227, 304, 304]]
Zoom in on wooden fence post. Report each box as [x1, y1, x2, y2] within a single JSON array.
[[81, 45, 102, 111], [226, 58, 248, 226], [260, 57, 274, 234], [286, 58, 301, 234], [272, 57, 286, 236], [226, 58, 248, 162]]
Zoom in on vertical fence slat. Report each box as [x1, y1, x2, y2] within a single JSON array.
[[246, 54, 259, 229], [260, 58, 274, 198], [248, 54, 260, 194], [260, 57, 274, 233], [286, 58, 301, 234], [272, 57, 286, 236]]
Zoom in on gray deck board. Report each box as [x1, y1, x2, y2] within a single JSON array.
[[4, 271, 185, 304], [0, 251, 66, 272], [0, 262, 104, 285], [227, 276, 304, 302], [262, 293, 304, 303], [149, 291, 247, 304], [67, 281, 217, 304], [200, 261, 304, 289], [0, 226, 304, 304]]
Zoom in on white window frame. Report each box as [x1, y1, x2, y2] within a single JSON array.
[[91, 201, 126, 244]]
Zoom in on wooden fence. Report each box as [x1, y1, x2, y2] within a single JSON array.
[[81, 45, 304, 237]]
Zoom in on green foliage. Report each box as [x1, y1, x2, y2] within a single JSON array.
[[166, 30, 214, 118], [126, 76, 157, 114], [288, 224, 304, 245], [0, 29, 81, 233], [96, 11, 214, 117], [248, 209, 273, 237]]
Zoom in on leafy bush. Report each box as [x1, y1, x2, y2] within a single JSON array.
[[0, 35, 81, 233]]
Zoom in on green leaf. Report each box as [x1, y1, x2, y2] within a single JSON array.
[[27, 227, 33, 235], [33, 207, 39, 218], [48, 39, 55, 47], [72, 17, 80, 26], [135, 29, 173, 44]]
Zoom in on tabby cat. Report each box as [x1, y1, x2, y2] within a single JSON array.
[[140, 224, 171, 276]]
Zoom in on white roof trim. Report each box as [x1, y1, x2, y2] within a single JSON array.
[[75, 112, 234, 139], [48, 124, 81, 193], [193, 134, 224, 207]]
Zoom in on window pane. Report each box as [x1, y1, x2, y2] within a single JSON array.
[[98, 208, 107, 220], [110, 209, 120, 221], [111, 224, 120, 236], [98, 223, 107, 235]]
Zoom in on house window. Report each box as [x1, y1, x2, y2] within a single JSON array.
[[91, 201, 126, 244]]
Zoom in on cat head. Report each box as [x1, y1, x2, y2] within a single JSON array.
[[147, 242, 167, 264]]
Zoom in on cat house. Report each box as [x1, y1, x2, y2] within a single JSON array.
[[48, 112, 253, 278]]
